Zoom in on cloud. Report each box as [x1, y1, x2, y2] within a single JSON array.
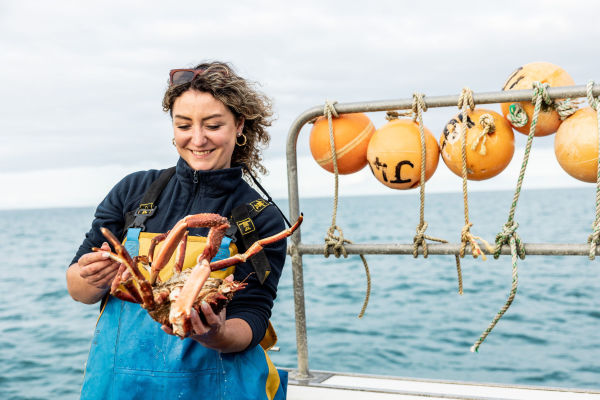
[[1, 0, 599, 207]]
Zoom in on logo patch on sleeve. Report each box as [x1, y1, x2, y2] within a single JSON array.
[[236, 218, 255, 235], [250, 199, 269, 213]]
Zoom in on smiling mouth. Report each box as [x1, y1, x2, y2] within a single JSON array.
[[191, 149, 212, 156]]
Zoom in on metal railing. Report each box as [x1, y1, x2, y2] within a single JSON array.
[[285, 84, 600, 380]]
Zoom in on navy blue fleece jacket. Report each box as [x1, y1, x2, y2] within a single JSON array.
[[71, 157, 287, 349]]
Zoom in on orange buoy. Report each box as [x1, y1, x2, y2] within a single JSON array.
[[440, 109, 515, 181], [309, 112, 375, 174], [367, 119, 439, 190], [501, 62, 575, 136], [555, 107, 599, 183]]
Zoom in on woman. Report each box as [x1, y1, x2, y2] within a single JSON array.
[[66, 62, 288, 399]]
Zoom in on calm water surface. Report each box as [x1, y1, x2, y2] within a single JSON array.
[[1, 188, 599, 399]]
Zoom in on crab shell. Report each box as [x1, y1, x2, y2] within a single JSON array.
[[144, 271, 247, 333]]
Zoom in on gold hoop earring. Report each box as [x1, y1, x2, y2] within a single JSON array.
[[236, 133, 247, 146], [172, 138, 176, 147]]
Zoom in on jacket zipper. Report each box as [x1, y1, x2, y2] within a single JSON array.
[[183, 170, 200, 217]]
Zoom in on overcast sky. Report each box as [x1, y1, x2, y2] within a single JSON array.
[[1, 0, 599, 210]]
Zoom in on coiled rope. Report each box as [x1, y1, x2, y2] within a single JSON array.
[[586, 81, 600, 260], [470, 82, 551, 352], [322, 100, 371, 318]]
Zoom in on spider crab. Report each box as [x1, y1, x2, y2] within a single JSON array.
[[93, 213, 303, 337]]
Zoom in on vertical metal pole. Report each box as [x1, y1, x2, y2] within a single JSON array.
[[288, 157, 310, 379], [286, 109, 320, 380]]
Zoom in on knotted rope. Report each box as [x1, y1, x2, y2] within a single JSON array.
[[471, 81, 551, 352], [322, 100, 371, 318], [457, 88, 493, 262], [507, 103, 528, 127], [385, 110, 412, 121], [411, 93, 448, 259], [586, 81, 600, 260], [556, 98, 580, 120], [507, 89, 577, 127], [471, 113, 495, 156]]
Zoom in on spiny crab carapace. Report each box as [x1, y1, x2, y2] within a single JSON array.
[[93, 213, 303, 337]]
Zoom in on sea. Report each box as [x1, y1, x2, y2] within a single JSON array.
[[1, 187, 599, 399]]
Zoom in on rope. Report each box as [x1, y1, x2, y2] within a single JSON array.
[[471, 82, 551, 352], [507, 103, 528, 127], [505, 82, 553, 223], [454, 254, 463, 295], [459, 223, 493, 260], [556, 98, 579, 120], [471, 113, 495, 156], [457, 88, 493, 261], [586, 81, 600, 260], [385, 110, 412, 121], [322, 100, 371, 318], [471, 227, 519, 352], [507, 92, 578, 127], [411, 93, 448, 259]]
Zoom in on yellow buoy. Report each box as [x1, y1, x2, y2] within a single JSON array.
[[440, 109, 515, 181], [501, 61, 575, 136], [309, 113, 375, 174], [555, 107, 599, 183], [367, 119, 439, 190]]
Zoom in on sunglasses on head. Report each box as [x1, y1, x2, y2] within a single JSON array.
[[169, 69, 207, 86]]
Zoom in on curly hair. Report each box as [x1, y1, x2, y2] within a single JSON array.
[[162, 61, 273, 176]]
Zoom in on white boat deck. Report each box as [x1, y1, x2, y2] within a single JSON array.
[[286, 370, 600, 400]]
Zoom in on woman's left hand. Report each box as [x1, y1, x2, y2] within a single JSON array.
[[160, 303, 228, 349], [189, 302, 227, 346]]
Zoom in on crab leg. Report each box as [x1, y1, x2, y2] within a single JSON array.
[[109, 264, 141, 303], [150, 214, 229, 284], [148, 232, 169, 264], [95, 227, 155, 308], [110, 264, 128, 294], [111, 289, 140, 303], [201, 218, 229, 262], [93, 247, 150, 305], [169, 258, 212, 337], [209, 214, 303, 271], [174, 231, 188, 273]]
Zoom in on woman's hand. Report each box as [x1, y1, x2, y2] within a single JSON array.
[[161, 302, 252, 353], [161, 303, 227, 348], [66, 242, 120, 304], [77, 242, 120, 290], [189, 302, 227, 345]]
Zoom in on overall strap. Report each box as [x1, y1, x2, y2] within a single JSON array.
[[122, 167, 176, 258], [124, 167, 176, 232], [230, 199, 273, 284]]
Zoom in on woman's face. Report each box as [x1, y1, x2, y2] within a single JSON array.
[[172, 90, 244, 171]]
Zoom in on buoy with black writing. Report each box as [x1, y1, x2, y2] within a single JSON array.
[[555, 107, 599, 183], [501, 61, 575, 136], [367, 118, 439, 190], [309, 112, 375, 174], [440, 109, 515, 180]]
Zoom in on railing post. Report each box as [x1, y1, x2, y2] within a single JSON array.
[[287, 113, 318, 380], [289, 244, 311, 380]]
